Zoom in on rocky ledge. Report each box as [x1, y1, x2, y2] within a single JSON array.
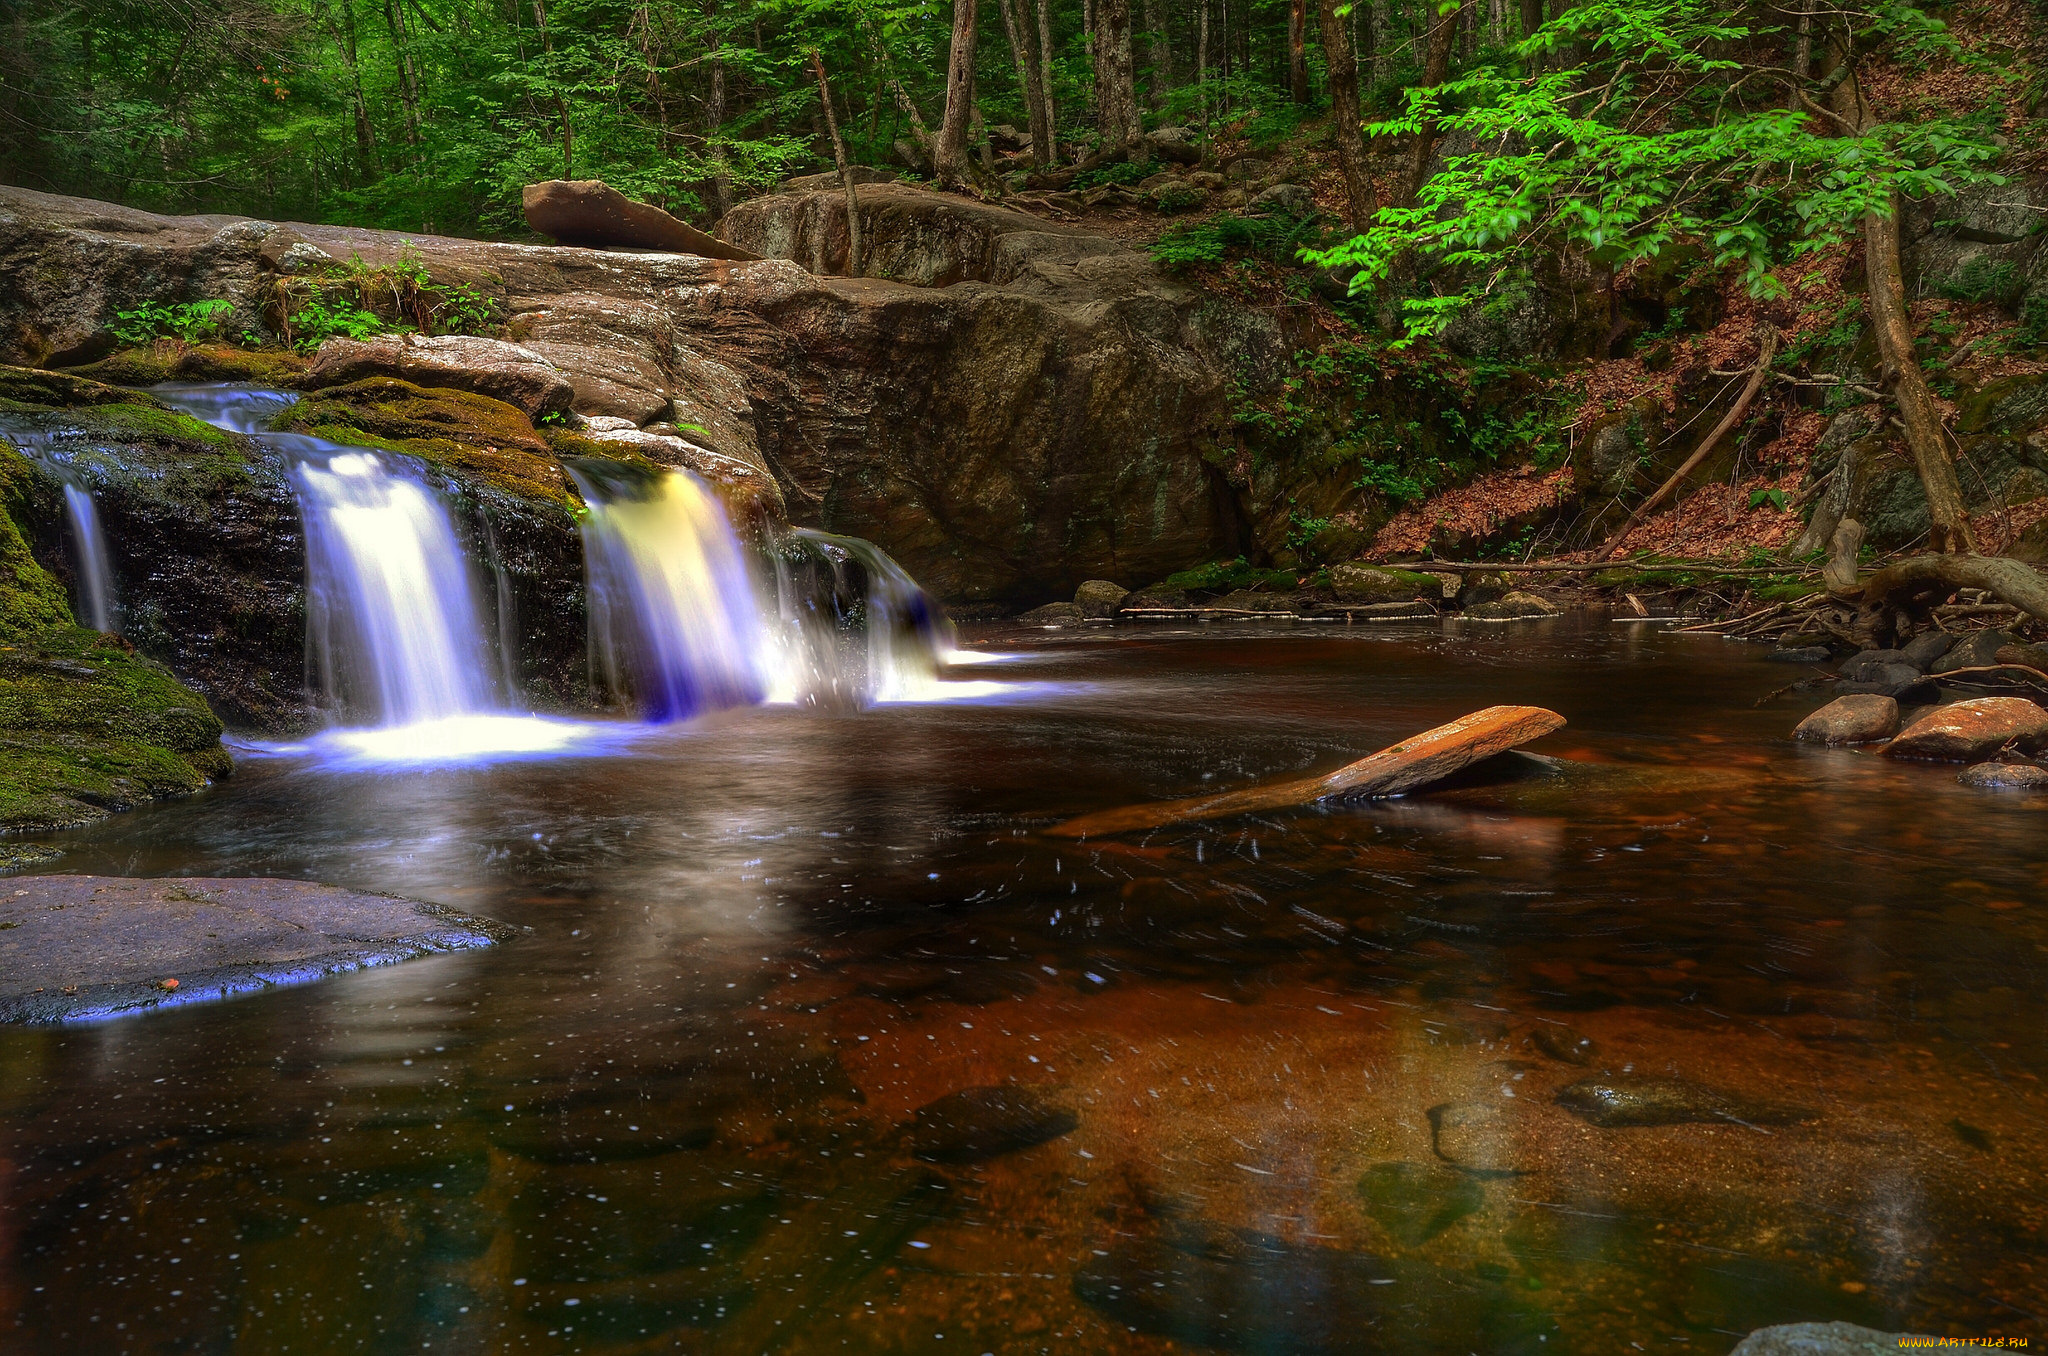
[[0, 875, 514, 1023]]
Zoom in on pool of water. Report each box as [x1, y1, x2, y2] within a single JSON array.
[[3, 619, 2044, 1354]]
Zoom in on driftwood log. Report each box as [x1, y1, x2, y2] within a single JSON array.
[[1047, 705, 1566, 839], [1847, 553, 2048, 648]]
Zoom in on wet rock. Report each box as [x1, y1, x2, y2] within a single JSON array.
[[1330, 564, 1437, 604], [1837, 648, 1918, 681], [1555, 1076, 1818, 1128], [1216, 589, 1299, 613], [1994, 640, 2048, 671], [1930, 629, 2015, 674], [0, 876, 512, 1023], [304, 334, 575, 420], [1794, 694, 1900, 745], [900, 1085, 1077, 1162], [1885, 696, 2048, 762], [1730, 1322, 2000, 1355], [1123, 587, 1190, 610], [1357, 1160, 1486, 1242], [1900, 630, 1954, 669], [522, 178, 760, 259], [1020, 601, 1084, 625], [1074, 579, 1130, 618], [1769, 645, 1832, 663], [1957, 760, 2048, 790], [1530, 1024, 1598, 1065], [1464, 591, 1559, 621]]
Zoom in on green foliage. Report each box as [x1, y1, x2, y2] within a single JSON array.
[[1940, 258, 2023, 307], [1285, 510, 1334, 555], [1162, 556, 1299, 592], [1748, 488, 1790, 512], [1304, 0, 2007, 345], [108, 300, 235, 346], [1351, 458, 1430, 505], [272, 250, 501, 352], [1073, 157, 1156, 190], [1152, 211, 1326, 270]]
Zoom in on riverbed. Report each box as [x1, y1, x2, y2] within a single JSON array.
[[2, 619, 2043, 1353]]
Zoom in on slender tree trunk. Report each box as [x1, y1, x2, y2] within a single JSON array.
[[1518, 0, 1542, 72], [1196, 0, 1210, 128], [316, 0, 378, 170], [384, 0, 424, 149], [935, 0, 981, 186], [1486, 0, 1506, 47], [1402, 0, 1463, 206], [1830, 52, 1976, 553], [1354, 0, 1376, 95], [1092, 0, 1142, 150], [528, 0, 572, 178], [707, 53, 733, 217], [1289, 0, 1310, 102], [807, 49, 863, 275], [1787, 0, 1812, 110], [1033, 0, 1059, 158], [1315, 0, 1374, 229], [1370, 0, 1391, 86], [1142, 0, 1171, 105], [998, 0, 1054, 168], [859, 12, 935, 162]]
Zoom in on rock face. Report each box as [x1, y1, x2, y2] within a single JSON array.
[[0, 876, 513, 1023], [522, 179, 760, 260], [304, 334, 575, 420], [1794, 695, 1900, 744], [1886, 697, 2048, 762], [0, 184, 1241, 607]]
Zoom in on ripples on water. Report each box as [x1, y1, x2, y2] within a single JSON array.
[[2, 620, 2044, 1354]]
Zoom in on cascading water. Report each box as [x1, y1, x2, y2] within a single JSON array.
[[770, 529, 956, 704], [566, 461, 768, 721], [60, 482, 118, 633], [295, 451, 494, 725]]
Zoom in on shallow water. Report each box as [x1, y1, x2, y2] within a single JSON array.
[[3, 619, 2044, 1354]]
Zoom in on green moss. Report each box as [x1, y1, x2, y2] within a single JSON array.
[[1162, 556, 1301, 593], [0, 365, 139, 410], [73, 342, 309, 389], [278, 377, 569, 504], [0, 470, 73, 644], [0, 627, 227, 831]]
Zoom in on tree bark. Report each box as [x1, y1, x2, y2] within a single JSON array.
[[1858, 553, 2048, 625], [807, 49, 862, 276], [1315, 0, 1374, 229], [706, 45, 734, 218], [1289, 0, 1310, 102], [935, 0, 981, 187], [1143, 0, 1172, 105], [859, 11, 935, 161], [1034, 0, 1059, 157], [1829, 54, 1976, 553], [1092, 0, 1143, 150], [998, 0, 1054, 168], [1594, 324, 1781, 562], [1196, 0, 1210, 129], [1402, 0, 1464, 206]]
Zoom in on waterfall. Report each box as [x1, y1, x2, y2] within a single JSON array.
[[772, 529, 955, 704], [295, 452, 494, 725], [567, 461, 767, 721], [61, 483, 118, 633]]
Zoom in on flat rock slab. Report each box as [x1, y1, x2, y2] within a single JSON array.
[[1885, 696, 2048, 762], [0, 876, 514, 1024], [1731, 1322, 2000, 1355], [1048, 705, 1566, 838]]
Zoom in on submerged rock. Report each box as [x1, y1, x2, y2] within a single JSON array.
[[1020, 601, 1084, 625], [1556, 1076, 1818, 1128], [1793, 694, 1899, 745], [1957, 761, 2048, 790], [1885, 696, 2048, 762], [1357, 1161, 1487, 1242], [0, 876, 511, 1023], [1530, 1024, 1599, 1065], [900, 1085, 1077, 1162], [1730, 1322, 2000, 1355]]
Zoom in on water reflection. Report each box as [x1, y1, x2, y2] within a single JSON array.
[[2, 621, 2044, 1353]]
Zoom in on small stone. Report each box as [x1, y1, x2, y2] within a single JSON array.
[[1900, 630, 1954, 669], [1769, 646, 1832, 663], [1464, 591, 1559, 621], [1886, 696, 2048, 762], [1794, 695, 1899, 744], [1555, 1075, 1817, 1127], [1930, 630, 2015, 674], [1957, 761, 2048, 790], [1073, 580, 1131, 619]]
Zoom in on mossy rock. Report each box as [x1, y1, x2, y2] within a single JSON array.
[[277, 377, 568, 503], [72, 343, 309, 389], [1956, 372, 2048, 436], [1162, 557, 1299, 594], [0, 455, 71, 644], [0, 366, 143, 411], [0, 627, 228, 831]]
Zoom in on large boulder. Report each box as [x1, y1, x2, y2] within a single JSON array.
[[1886, 696, 2048, 762], [522, 179, 761, 260], [1330, 563, 1436, 603], [304, 334, 575, 421], [1074, 579, 1130, 618]]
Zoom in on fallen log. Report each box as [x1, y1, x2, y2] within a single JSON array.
[[1046, 705, 1566, 839], [1857, 554, 2048, 625]]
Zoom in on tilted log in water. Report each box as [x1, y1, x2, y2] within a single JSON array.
[[1047, 704, 1567, 839]]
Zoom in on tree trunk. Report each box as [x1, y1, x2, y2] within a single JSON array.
[[1402, 0, 1463, 206], [1315, 0, 1374, 229], [1370, 0, 1391, 86], [1486, 0, 1506, 47], [1034, 0, 1059, 158], [808, 49, 863, 276], [1289, 0, 1310, 102], [935, 0, 981, 186], [1143, 0, 1172, 105], [706, 50, 733, 218], [998, 0, 1054, 169], [1092, 0, 1143, 150], [1196, 0, 1210, 128], [1830, 56, 1976, 553]]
